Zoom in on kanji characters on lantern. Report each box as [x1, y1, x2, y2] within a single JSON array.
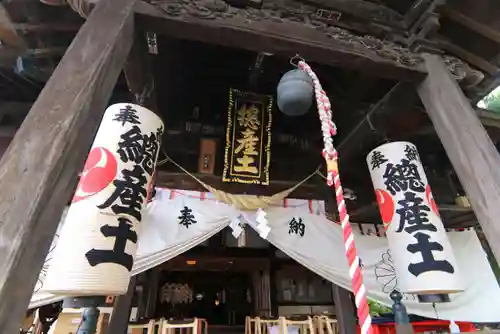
[[44, 103, 163, 296], [367, 142, 464, 295]]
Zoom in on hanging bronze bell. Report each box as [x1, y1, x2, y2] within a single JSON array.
[[276, 69, 314, 117]]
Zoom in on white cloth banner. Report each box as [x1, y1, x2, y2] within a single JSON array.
[[132, 189, 235, 273], [244, 206, 500, 322], [31, 189, 500, 322], [30, 189, 235, 309]]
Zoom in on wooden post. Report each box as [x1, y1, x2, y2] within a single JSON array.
[[144, 268, 161, 319], [269, 256, 279, 316], [417, 53, 500, 266], [0, 0, 136, 332], [331, 285, 356, 334], [107, 276, 137, 334]]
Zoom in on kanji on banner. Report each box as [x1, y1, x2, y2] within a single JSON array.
[[222, 89, 272, 185], [43, 103, 163, 296], [366, 141, 464, 295]]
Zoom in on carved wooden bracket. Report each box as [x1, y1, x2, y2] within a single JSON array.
[[148, 0, 424, 68]]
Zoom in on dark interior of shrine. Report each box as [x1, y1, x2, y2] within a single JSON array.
[[3, 0, 500, 232]]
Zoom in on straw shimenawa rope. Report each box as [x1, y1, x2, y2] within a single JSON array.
[[160, 154, 319, 211]]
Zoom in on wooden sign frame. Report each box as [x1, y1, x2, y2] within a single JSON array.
[[222, 89, 273, 185]]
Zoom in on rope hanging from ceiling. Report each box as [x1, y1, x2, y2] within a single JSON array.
[[160, 154, 320, 211], [295, 57, 373, 334]]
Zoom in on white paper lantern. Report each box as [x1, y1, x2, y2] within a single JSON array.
[[44, 103, 163, 296], [366, 141, 464, 295]]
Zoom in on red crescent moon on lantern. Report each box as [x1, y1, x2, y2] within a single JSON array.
[[72, 147, 118, 203], [426, 184, 440, 217], [375, 189, 395, 230]]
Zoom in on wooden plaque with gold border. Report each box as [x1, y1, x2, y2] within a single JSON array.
[[222, 89, 273, 185]]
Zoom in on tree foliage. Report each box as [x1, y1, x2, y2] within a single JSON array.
[[368, 299, 392, 317], [481, 88, 500, 113]]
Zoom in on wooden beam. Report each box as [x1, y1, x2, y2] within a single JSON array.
[[402, 0, 433, 29], [0, 3, 25, 49], [155, 170, 327, 200], [336, 82, 419, 164], [296, 0, 404, 27], [0, 46, 67, 66], [14, 22, 81, 33], [349, 202, 377, 217], [0, 0, 136, 332], [134, 1, 427, 82], [107, 276, 137, 334], [441, 7, 500, 45], [438, 39, 499, 76], [417, 53, 500, 266]]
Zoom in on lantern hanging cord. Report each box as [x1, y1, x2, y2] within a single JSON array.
[[157, 151, 321, 211], [298, 60, 373, 334], [289, 54, 305, 68]]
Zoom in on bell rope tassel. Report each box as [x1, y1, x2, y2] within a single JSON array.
[[298, 60, 373, 334]]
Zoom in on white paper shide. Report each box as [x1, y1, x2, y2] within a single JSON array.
[[43, 103, 163, 296], [366, 141, 464, 294]]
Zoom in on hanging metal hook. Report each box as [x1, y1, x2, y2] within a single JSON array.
[[289, 54, 305, 67]]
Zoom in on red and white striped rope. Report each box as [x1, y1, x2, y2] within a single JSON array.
[[298, 60, 373, 334]]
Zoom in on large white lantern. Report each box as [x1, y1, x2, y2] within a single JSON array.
[[44, 103, 163, 296], [366, 142, 463, 295]]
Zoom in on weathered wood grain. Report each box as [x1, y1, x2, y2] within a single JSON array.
[[134, 2, 427, 82], [417, 53, 500, 266], [0, 0, 136, 332]]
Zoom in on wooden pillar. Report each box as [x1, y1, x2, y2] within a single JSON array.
[[331, 285, 356, 334], [143, 268, 161, 319], [269, 260, 279, 316], [107, 276, 137, 334], [0, 0, 136, 332], [417, 54, 500, 265]]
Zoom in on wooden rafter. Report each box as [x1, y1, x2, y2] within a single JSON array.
[[336, 82, 419, 163], [0, 0, 136, 331], [0, 3, 25, 49], [438, 39, 499, 76], [441, 7, 500, 45], [0, 46, 67, 66], [14, 22, 82, 33]]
